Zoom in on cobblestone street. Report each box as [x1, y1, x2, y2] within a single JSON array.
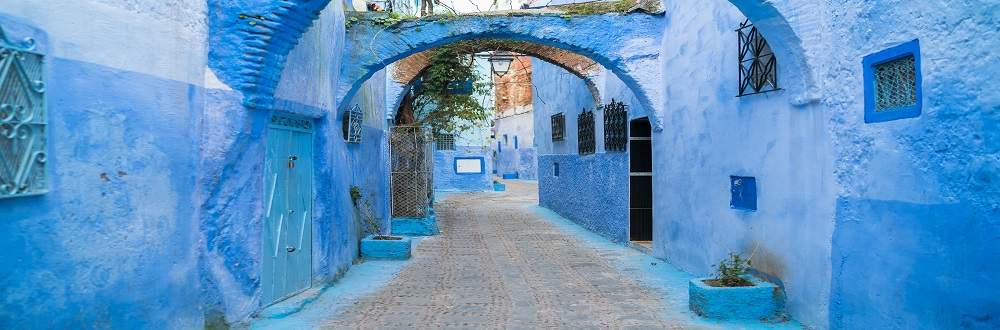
[[321, 181, 700, 329]]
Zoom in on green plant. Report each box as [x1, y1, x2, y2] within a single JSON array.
[[345, 16, 360, 28], [370, 12, 417, 28], [709, 252, 754, 287], [349, 185, 362, 205], [395, 44, 492, 134], [557, 0, 634, 15]]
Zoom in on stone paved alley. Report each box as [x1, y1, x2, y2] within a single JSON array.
[[253, 181, 798, 329]]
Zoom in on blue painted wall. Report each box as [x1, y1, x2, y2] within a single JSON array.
[[538, 153, 629, 242], [495, 111, 537, 180], [0, 11, 204, 328], [532, 59, 631, 243], [433, 146, 492, 192]]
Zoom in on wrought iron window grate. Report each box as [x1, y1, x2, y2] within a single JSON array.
[[578, 110, 595, 155], [342, 104, 363, 143], [551, 112, 565, 141], [873, 55, 917, 111], [0, 25, 46, 199], [603, 100, 628, 152], [737, 19, 778, 96], [435, 133, 455, 150]]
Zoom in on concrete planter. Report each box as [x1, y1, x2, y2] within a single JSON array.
[[688, 276, 784, 321], [493, 183, 506, 191], [360, 235, 411, 260], [391, 211, 438, 236]]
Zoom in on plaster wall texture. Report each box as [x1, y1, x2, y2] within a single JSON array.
[[200, 3, 398, 326], [0, 1, 208, 328], [652, 0, 834, 327], [532, 60, 629, 242], [495, 111, 537, 179], [433, 145, 493, 192], [817, 1, 999, 328]]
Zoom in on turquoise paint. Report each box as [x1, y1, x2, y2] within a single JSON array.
[[391, 212, 439, 236], [689, 276, 785, 321], [262, 113, 315, 305], [360, 235, 412, 260], [492, 182, 506, 191]]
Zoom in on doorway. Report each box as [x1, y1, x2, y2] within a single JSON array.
[[262, 112, 314, 305], [629, 117, 653, 245]]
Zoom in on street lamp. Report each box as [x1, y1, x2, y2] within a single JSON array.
[[488, 51, 515, 77]]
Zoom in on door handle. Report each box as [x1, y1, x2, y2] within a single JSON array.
[[286, 245, 296, 253]]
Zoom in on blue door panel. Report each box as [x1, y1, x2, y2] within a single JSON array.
[[263, 114, 313, 305]]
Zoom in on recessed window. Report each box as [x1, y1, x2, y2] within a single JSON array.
[[553, 162, 559, 177], [514, 136, 519, 149], [435, 133, 455, 150], [578, 110, 595, 155], [0, 27, 47, 199], [730, 176, 757, 211], [342, 104, 362, 143], [863, 39, 922, 123], [737, 19, 779, 96], [603, 99, 628, 152], [551, 113, 565, 141]]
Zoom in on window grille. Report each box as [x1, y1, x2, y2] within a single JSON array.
[[603, 100, 628, 152], [435, 133, 455, 150], [873, 55, 917, 111], [578, 110, 595, 155], [0, 25, 46, 199], [737, 19, 778, 96], [551, 113, 565, 141], [342, 104, 362, 143]]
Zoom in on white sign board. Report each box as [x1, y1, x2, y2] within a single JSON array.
[[455, 158, 483, 174]]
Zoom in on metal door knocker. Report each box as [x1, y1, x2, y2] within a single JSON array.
[[287, 155, 298, 168]]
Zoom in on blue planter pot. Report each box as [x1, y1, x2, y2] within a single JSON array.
[[360, 235, 411, 260], [688, 276, 784, 321], [391, 212, 438, 236], [493, 183, 506, 191]]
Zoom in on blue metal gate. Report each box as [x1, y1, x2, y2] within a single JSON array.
[[262, 113, 314, 305]]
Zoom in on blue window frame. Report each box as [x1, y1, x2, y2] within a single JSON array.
[[514, 136, 519, 149], [553, 162, 559, 177], [863, 39, 922, 123], [503, 134, 508, 145], [730, 176, 757, 211], [497, 141, 502, 153], [454, 156, 485, 174]]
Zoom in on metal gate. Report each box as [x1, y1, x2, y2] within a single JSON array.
[[390, 126, 433, 218]]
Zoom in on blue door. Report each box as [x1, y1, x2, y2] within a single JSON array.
[[262, 113, 314, 305]]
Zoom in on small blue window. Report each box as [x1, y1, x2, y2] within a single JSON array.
[[554, 162, 560, 177], [497, 141, 502, 153], [730, 176, 757, 211], [514, 136, 519, 149], [863, 39, 922, 123], [503, 134, 508, 145]]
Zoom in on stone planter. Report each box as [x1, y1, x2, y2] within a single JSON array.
[[360, 235, 411, 260], [493, 183, 506, 191], [688, 275, 784, 321], [391, 210, 438, 236]]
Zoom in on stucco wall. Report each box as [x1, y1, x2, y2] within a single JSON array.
[[0, 1, 207, 328], [821, 1, 999, 329], [653, 0, 835, 327], [495, 111, 537, 179], [533, 60, 630, 242], [433, 146, 492, 192]]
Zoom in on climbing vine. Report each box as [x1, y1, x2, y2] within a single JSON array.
[[396, 45, 492, 135]]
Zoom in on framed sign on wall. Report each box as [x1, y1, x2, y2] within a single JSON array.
[[454, 157, 485, 174]]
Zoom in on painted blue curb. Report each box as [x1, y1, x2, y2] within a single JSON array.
[[688, 276, 785, 321], [493, 183, 506, 191], [391, 214, 438, 236], [360, 235, 412, 260], [502, 172, 519, 179]]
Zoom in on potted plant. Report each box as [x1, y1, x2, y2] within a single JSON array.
[[688, 252, 784, 321], [492, 179, 506, 191], [351, 186, 411, 260]]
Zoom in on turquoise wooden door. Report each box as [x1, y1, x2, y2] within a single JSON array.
[[262, 113, 314, 305]]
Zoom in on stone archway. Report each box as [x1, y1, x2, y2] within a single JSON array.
[[338, 13, 667, 129]]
